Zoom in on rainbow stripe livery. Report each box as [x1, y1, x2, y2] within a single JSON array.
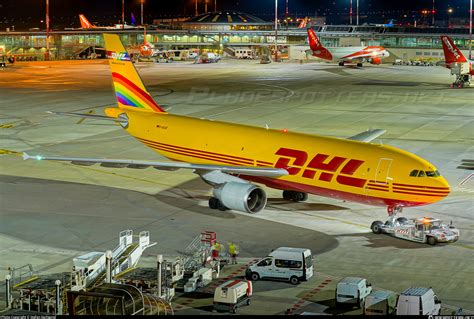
[[112, 72, 162, 112], [105, 34, 165, 113]]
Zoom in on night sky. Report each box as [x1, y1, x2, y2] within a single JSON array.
[[0, 0, 470, 29]]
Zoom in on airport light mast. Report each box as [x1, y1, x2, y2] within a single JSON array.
[[46, 0, 50, 61], [432, 0, 435, 25], [274, 0, 278, 62], [122, 0, 125, 29], [356, 0, 359, 25], [140, 0, 144, 25], [470, 0, 472, 60], [195, 0, 198, 16], [349, 0, 353, 25]]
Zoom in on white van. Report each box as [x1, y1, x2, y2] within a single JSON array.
[[364, 290, 398, 315], [396, 287, 441, 315], [335, 277, 372, 308], [246, 247, 313, 285]]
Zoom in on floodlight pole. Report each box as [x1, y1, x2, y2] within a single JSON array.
[[122, 0, 125, 28], [195, 0, 198, 16], [350, 0, 353, 25], [432, 0, 435, 26], [274, 0, 278, 61], [215, 0, 217, 11], [356, 0, 359, 25], [46, 0, 50, 61], [470, 0, 472, 60], [140, 0, 144, 25]]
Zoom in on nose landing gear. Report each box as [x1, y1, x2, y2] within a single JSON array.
[[283, 191, 308, 202]]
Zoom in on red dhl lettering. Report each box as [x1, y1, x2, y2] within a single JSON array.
[[274, 148, 367, 188]]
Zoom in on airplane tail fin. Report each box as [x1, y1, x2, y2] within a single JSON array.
[[441, 36, 467, 64], [79, 14, 95, 29], [307, 28, 324, 51], [298, 17, 308, 29], [103, 34, 166, 113]]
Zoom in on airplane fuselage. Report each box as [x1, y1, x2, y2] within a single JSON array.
[[119, 109, 450, 208]]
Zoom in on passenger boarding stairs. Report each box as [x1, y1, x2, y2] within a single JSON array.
[[71, 230, 156, 291], [179, 232, 215, 271]]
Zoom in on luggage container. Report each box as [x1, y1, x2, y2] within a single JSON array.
[[213, 280, 252, 313]]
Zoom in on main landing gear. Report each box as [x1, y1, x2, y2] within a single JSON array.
[[282, 190, 308, 202], [357, 62, 363, 67], [338, 61, 344, 66], [209, 197, 227, 211]]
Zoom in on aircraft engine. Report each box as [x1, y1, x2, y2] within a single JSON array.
[[213, 182, 267, 213], [370, 57, 382, 65]]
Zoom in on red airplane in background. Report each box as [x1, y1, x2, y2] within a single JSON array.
[[440, 35, 473, 88], [306, 28, 390, 67]]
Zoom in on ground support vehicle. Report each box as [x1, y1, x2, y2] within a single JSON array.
[[371, 216, 459, 245]]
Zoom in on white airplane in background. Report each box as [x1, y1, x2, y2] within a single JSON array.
[[306, 28, 390, 67]]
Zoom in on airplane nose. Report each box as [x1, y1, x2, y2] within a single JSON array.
[[438, 176, 451, 198]]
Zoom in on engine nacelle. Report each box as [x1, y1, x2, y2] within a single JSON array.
[[370, 57, 382, 65], [213, 182, 267, 214]]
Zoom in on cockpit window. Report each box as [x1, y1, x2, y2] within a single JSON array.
[[426, 170, 440, 177], [410, 170, 419, 177], [418, 171, 425, 177]]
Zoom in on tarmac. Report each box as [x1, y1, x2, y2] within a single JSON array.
[[0, 59, 473, 314]]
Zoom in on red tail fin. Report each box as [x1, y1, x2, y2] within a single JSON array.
[[307, 28, 324, 51], [441, 36, 467, 64], [298, 17, 308, 29], [79, 14, 95, 29]]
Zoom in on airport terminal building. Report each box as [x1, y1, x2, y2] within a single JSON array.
[[0, 11, 472, 61]]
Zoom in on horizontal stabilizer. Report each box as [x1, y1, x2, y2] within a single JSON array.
[[47, 111, 127, 123], [22, 153, 288, 177], [347, 129, 386, 143]]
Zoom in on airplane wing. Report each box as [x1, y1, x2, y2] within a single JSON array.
[[47, 111, 127, 123], [22, 153, 288, 177], [347, 129, 386, 143]]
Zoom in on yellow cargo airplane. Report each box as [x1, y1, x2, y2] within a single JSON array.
[[23, 34, 450, 215]]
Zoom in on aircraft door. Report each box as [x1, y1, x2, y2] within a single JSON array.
[[375, 158, 393, 183]]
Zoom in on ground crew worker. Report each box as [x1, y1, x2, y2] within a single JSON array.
[[211, 241, 221, 260], [228, 242, 238, 264]]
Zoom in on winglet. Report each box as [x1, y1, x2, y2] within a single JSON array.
[[23, 152, 30, 160], [348, 129, 386, 143]]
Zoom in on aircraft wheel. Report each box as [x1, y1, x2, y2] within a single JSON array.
[[338, 61, 344, 66], [217, 200, 228, 211], [357, 63, 363, 67], [209, 197, 219, 209], [282, 190, 292, 200], [293, 192, 308, 202]]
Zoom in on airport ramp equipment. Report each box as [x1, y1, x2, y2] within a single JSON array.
[[71, 229, 156, 290], [67, 283, 173, 315]]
